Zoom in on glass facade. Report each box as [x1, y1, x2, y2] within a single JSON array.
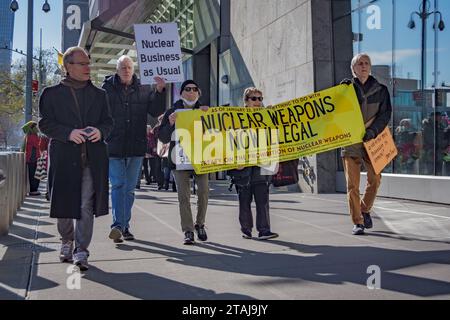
[[146, 0, 194, 51], [0, 0, 15, 73], [335, 0, 450, 176]]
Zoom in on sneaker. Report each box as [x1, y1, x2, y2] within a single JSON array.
[[172, 182, 177, 192], [109, 227, 123, 242], [184, 231, 195, 245], [123, 229, 135, 241], [59, 241, 73, 263], [73, 251, 89, 271], [242, 230, 252, 239], [352, 224, 365, 235], [362, 212, 373, 229], [257, 231, 279, 240], [195, 224, 208, 241]]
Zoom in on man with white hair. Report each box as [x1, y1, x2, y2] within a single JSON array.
[[102, 55, 166, 243], [340, 53, 392, 236]]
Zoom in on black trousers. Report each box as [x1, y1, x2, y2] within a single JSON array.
[[142, 158, 151, 183], [237, 183, 271, 234], [27, 162, 40, 193]]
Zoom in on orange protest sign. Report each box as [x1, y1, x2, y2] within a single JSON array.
[[364, 126, 398, 175]]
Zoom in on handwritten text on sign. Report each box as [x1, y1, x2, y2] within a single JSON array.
[[364, 126, 398, 175]]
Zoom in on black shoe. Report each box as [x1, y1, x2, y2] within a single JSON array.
[[135, 185, 141, 190], [362, 212, 373, 229], [195, 224, 208, 241], [241, 230, 252, 239], [123, 229, 135, 241], [172, 183, 177, 192], [257, 231, 279, 240], [184, 231, 195, 245], [352, 224, 365, 235]]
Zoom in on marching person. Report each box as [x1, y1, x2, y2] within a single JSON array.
[[102, 55, 166, 243], [227, 87, 279, 240], [158, 80, 209, 245], [340, 53, 392, 235], [39, 46, 114, 270]]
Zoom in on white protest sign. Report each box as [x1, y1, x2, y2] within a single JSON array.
[[134, 23, 184, 84]]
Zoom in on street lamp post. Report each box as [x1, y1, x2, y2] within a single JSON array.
[[408, 0, 446, 175], [408, 0, 445, 91], [10, 0, 50, 123]]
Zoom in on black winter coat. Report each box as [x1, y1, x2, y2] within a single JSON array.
[[38, 82, 114, 219], [158, 99, 201, 170], [102, 74, 166, 158]]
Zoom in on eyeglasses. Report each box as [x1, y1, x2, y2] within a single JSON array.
[[69, 62, 91, 67], [246, 96, 263, 102], [184, 87, 199, 92]]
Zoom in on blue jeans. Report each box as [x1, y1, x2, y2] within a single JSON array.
[[109, 157, 143, 231]]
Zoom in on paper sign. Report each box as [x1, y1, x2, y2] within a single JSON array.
[[364, 126, 398, 175], [134, 23, 184, 84]]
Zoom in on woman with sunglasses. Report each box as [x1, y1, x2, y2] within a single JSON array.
[[228, 87, 279, 240], [159, 80, 210, 245]]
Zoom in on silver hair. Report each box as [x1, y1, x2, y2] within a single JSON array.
[[116, 55, 135, 71], [351, 53, 372, 77]]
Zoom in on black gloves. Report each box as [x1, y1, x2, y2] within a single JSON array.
[[363, 128, 377, 142], [340, 79, 353, 85]]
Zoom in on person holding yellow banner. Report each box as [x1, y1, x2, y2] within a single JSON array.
[[340, 53, 392, 236], [227, 88, 279, 240], [159, 80, 210, 245]]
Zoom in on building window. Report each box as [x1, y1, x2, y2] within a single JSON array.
[[334, 0, 450, 176], [146, 0, 194, 51]]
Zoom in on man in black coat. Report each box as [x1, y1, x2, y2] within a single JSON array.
[[102, 55, 166, 243], [39, 47, 114, 271]]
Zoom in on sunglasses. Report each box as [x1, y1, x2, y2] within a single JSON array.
[[184, 87, 199, 92], [246, 96, 263, 102]]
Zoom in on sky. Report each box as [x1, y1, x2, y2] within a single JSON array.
[[11, 0, 62, 63]]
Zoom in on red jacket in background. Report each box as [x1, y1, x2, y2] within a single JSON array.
[[25, 134, 41, 163]]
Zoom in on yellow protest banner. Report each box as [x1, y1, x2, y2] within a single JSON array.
[[364, 126, 398, 175], [176, 84, 365, 174]]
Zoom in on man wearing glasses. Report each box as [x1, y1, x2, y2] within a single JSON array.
[[159, 80, 210, 245], [39, 47, 114, 271]]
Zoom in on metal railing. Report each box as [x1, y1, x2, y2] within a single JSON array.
[[0, 152, 27, 236]]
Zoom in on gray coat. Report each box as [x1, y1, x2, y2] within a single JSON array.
[[38, 81, 114, 219], [341, 76, 392, 158]]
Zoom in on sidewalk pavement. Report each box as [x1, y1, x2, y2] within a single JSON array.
[[1, 180, 450, 300]]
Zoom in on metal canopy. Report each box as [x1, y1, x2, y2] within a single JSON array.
[[78, 0, 193, 83]]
